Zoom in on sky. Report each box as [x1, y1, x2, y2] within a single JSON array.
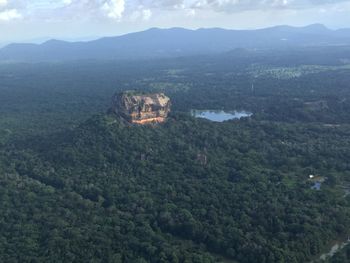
[[0, 0, 350, 43]]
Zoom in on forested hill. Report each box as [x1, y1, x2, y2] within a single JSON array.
[[1, 46, 350, 261], [2, 113, 350, 262], [1, 24, 350, 62]]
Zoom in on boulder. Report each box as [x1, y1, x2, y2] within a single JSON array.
[[111, 91, 171, 124]]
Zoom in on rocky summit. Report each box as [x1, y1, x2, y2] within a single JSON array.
[[111, 91, 171, 124]]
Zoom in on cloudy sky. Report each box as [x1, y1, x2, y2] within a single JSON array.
[[0, 0, 350, 43]]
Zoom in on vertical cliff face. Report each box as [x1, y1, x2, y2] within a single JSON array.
[[111, 91, 171, 124]]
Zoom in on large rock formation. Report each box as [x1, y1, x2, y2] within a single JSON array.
[[111, 91, 171, 124]]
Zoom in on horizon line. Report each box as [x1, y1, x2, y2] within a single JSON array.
[[1, 23, 348, 47]]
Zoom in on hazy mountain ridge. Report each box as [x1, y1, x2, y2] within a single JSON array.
[[1, 24, 350, 62]]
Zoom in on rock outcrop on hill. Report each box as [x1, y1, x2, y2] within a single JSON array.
[[111, 91, 171, 124]]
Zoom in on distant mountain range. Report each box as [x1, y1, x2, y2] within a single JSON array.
[[1, 24, 350, 62]]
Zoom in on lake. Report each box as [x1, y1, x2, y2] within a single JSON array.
[[191, 110, 253, 122], [311, 182, 322, 190]]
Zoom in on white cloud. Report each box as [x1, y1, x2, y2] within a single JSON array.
[[190, 0, 350, 12], [0, 9, 22, 21], [62, 0, 73, 5], [0, 0, 349, 30], [142, 9, 152, 20], [0, 0, 7, 7], [26, 0, 74, 10], [102, 0, 125, 19], [151, 0, 185, 9], [185, 8, 196, 16], [130, 7, 152, 21], [3, 0, 347, 24]]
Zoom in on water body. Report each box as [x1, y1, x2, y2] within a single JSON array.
[[311, 182, 322, 190], [191, 110, 252, 122]]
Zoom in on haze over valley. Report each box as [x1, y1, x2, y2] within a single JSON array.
[[1, 24, 350, 62]]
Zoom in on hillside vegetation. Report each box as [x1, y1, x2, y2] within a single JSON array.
[[0, 48, 350, 262]]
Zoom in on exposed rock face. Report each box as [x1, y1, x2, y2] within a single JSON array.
[[111, 91, 171, 124]]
